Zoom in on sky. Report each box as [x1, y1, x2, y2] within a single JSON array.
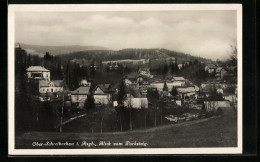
[[15, 11, 237, 60]]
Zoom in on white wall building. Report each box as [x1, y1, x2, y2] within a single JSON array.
[[26, 66, 50, 80]]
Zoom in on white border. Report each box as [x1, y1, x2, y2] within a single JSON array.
[[8, 4, 242, 155]]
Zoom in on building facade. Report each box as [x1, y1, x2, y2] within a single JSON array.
[[26, 66, 50, 81]]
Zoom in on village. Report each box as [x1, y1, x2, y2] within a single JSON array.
[[15, 44, 237, 133]]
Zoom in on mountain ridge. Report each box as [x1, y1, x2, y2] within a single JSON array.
[[16, 43, 110, 57]]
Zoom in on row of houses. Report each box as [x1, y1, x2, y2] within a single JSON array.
[[204, 64, 237, 80], [25, 66, 237, 111]]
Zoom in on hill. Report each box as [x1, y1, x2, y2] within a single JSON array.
[[16, 43, 110, 57], [15, 113, 237, 149], [58, 48, 211, 64]]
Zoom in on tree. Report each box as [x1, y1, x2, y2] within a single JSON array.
[[208, 86, 224, 101], [84, 90, 95, 110], [171, 86, 178, 96], [116, 79, 127, 131], [229, 40, 237, 66], [162, 63, 168, 76], [117, 79, 127, 106], [163, 81, 168, 92], [147, 88, 160, 127]]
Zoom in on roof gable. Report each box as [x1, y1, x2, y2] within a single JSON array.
[[71, 87, 90, 95], [26, 66, 49, 72], [39, 80, 63, 87]]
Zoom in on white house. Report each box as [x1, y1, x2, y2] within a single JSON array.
[[177, 86, 198, 99], [113, 89, 148, 109], [39, 80, 63, 93], [93, 84, 112, 105], [26, 66, 50, 80], [38, 80, 63, 102], [138, 68, 153, 78]]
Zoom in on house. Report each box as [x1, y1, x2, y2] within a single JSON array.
[[80, 79, 91, 87], [93, 84, 112, 105], [138, 68, 153, 78], [215, 67, 227, 80], [171, 77, 186, 86], [149, 82, 165, 92], [178, 64, 183, 70], [124, 74, 150, 96], [176, 86, 198, 99], [38, 80, 64, 102], [204, 64, 217, 74], [200, 82, 230, 97], [203, 101, 232, 113], [71, 87, 90, 109], [26, 66, 50, 80], [39, 80, 63, 93], [113, 89, 148, 109]]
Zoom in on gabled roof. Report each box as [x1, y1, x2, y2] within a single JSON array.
[[71, 87, 90, 95], [125, 72, 139, 79], [176, 86, 196, 93], [172, 77, 185, 81], [39, 80, 63, 87], [26, 66, 49, 72], [95, 84, 111, 93]]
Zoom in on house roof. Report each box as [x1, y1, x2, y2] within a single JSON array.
[[26, 66, 49, 72], [39, 80, 63, 87], [176, 86, 196, 93], [95, 84, 111, 93], [71, 87, 90, 95], [172, 77, 185, 81], [125, 72, 139, 79]]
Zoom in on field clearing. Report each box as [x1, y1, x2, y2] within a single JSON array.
[[15, 112, 237, 149]]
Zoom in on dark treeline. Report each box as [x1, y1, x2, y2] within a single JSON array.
[[58, 48, 209, 64]]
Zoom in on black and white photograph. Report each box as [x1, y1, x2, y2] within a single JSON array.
[[8, 4, 242, 155]]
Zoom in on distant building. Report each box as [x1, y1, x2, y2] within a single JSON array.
[[38, 80, 64, 102], [138, 68, 153, 78], [39, 80, 63, 94], [124, 74, 150, 96], [200, 82, 229, 97], [26, 66, 50, 81], [150, 79, 185, 92], [113, 89, 148, 109], [215, 67, 227, 80], [177, 64, 183, 70], [93, 84, 113, 105], [176, 86, 199, 99], [204, 64, 217, 74], [80, 79, 91, 87], [71, 87, 90, 109]]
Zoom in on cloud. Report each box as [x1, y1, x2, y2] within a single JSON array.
[[15, 11, 237, 60]]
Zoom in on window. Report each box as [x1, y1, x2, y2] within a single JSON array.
[[51, 89, 53, 92], [43, 89, 45, 91]]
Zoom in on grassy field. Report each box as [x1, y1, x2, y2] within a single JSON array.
[[15, 112, 237, 149]]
